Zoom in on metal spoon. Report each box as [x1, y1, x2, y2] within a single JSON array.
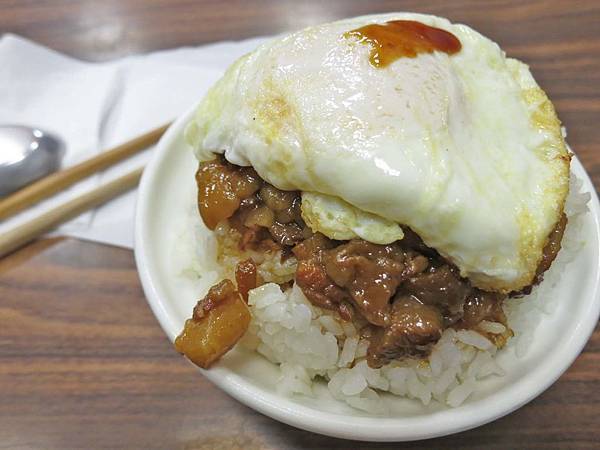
[[0, 125, 64, 197]]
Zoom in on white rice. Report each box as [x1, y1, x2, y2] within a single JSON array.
[[183, 172, 589, 413]]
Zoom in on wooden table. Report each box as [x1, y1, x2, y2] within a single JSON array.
[[1, 1, 599, 448]]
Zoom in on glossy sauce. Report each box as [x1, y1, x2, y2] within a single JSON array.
[[345, 20, 462, 68]]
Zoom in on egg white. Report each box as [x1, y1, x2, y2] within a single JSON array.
[[185, 12, 570, 292], [300, 192, 404, 244]]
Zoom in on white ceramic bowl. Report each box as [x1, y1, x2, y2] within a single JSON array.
[[135, 105, 600, 441]]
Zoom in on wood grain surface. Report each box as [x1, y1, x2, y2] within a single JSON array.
[[1, 1, 599, 448]]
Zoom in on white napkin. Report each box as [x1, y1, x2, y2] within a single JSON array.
[[0, 33, 270, 249]]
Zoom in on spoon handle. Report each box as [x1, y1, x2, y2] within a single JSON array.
[[0, 123, 169, 221], [0, 168, 144, 258]]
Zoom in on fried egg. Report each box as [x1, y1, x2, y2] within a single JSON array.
[[185, 12, 570, 293]]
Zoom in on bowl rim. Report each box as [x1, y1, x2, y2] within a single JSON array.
[[134, 105, 600, 442]]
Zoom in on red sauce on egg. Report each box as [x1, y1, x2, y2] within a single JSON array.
[[345, 20, 462, 68]]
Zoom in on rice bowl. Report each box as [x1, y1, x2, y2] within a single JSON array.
[[136, 11, 600, 441]]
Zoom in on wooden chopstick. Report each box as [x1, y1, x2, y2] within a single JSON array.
[[0, 167, 144, 258], [0, 122, 170, 221]]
